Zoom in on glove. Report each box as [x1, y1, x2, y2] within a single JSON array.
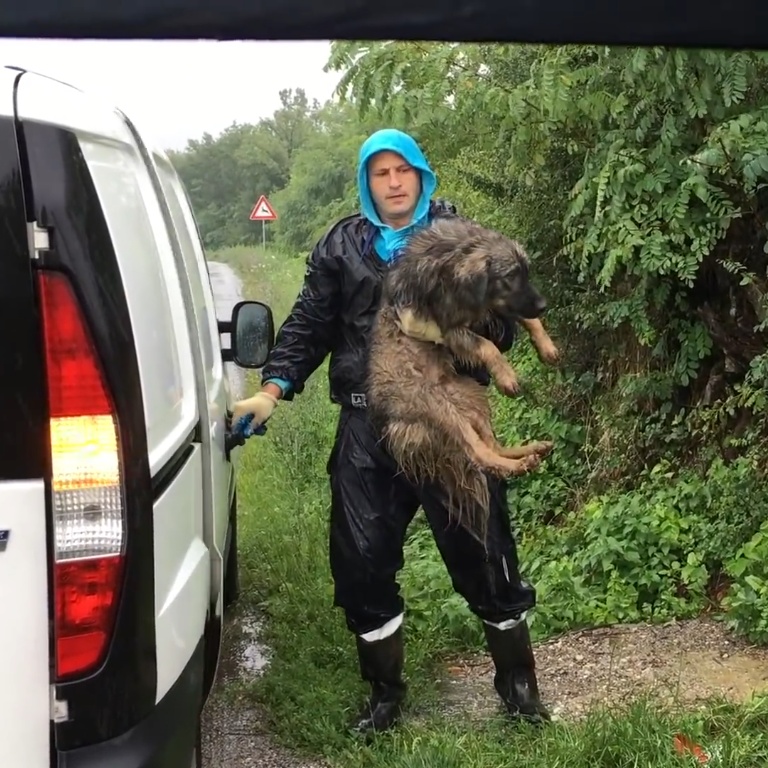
[[231, 391, 279, 431], [395, 307, 444, 344]]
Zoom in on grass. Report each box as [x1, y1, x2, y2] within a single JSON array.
[[209, 245, 768, 767]]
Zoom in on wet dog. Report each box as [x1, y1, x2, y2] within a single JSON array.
[[366, 216, 558, 540]]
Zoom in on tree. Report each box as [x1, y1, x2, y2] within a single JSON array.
[[270, 102, 383, 253]]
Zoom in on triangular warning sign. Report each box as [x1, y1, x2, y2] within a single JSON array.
[[249, 194, 278, 221]]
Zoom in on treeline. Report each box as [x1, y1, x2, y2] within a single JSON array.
[[167, 87, 372, 252], [172, 45, 768, 644]]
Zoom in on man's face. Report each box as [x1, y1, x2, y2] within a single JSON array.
[[367, 150, 421, 227]]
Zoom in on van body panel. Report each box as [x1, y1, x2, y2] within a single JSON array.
[[58, 638, 204, 768], [153, 443, 209, 703], [150, 150, 235, 608], [18, 94, 160, 746], [0, 482, 51, 768], [0, 73, 49, 481], [77, 133, 199, 476], [0, 66, 14, 117], [1, 62, 253, 765], [120, 117, 241, 619]]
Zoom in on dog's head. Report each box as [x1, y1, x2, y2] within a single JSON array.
[[385, 218, 548, 328], [429, 218, 548, 321], [483, 241, 547, 320]]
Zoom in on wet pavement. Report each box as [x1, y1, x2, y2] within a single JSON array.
[[200, 610, 324, 768], [205, 261, 324, 768], [208, 260, 246, 400]]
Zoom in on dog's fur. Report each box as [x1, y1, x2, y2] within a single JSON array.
[[366, 216, 558, 541]]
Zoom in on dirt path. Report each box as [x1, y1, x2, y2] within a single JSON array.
[[438, 616, 768, 722], [200, 606, 768, 764]]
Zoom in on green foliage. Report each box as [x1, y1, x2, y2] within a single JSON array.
[[169, 122, 288, 249], [169, 88, 317, 249], [326, 43, 768, 461], [269, 102, 370, 254], [724, 521, 768, 644], [172, 88, 399, 256]]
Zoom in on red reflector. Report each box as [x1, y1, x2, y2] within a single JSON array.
[[54, 555, 124, 679], [36, 270, 111, 418]]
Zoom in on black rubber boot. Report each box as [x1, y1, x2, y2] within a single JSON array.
[[483, 620, 551, 725], [350, 626, 407, 736]]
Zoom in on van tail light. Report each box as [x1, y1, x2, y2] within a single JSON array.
[[36, 270, 126, 681]]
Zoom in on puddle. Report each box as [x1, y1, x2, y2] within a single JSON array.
[[239, 615, 270, 675], [216, 612, 271, 684]]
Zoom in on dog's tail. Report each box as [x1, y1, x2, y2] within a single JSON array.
[[383, 421, 491, 544]]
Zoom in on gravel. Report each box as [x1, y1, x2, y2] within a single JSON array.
[[200, 615, 326, 768], [202, 698, 325, 768], [437, 616, 768, 722]]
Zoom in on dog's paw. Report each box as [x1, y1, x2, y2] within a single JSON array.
[[495, 372, 521, 397], [535, 338, 561, 365], [530, 440, 555, 458], [501, 454, 540, 477], [521, 453, 542, 471]]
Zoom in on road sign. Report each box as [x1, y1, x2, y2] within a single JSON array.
[[249, 195, 278, 221]]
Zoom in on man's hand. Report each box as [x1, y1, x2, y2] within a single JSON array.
[[396, 307, 445, 344], [231, 390, 280, 432]]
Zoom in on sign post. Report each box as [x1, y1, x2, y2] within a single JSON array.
[[249, 194, 278, 249]]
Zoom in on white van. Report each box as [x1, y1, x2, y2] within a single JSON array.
[[0, 64, 274, 767]]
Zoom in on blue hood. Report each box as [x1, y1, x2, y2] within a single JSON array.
[[357, 128, 437, 262]]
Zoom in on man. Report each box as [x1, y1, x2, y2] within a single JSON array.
[[231, 128, 550, 734]]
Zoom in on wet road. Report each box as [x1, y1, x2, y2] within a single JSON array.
[[200, 611, 324, 767], [205, 261, 324, 768], [208, 261, 246, 400]]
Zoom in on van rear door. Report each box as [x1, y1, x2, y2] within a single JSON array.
[[0, 66, 52, 768]]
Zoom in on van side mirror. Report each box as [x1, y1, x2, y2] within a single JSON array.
[[220, 300, 275, 369]]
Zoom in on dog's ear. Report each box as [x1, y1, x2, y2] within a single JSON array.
[[453, 250, 490, 310]]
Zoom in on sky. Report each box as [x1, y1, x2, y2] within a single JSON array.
[[2, 38, 343, 150]]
